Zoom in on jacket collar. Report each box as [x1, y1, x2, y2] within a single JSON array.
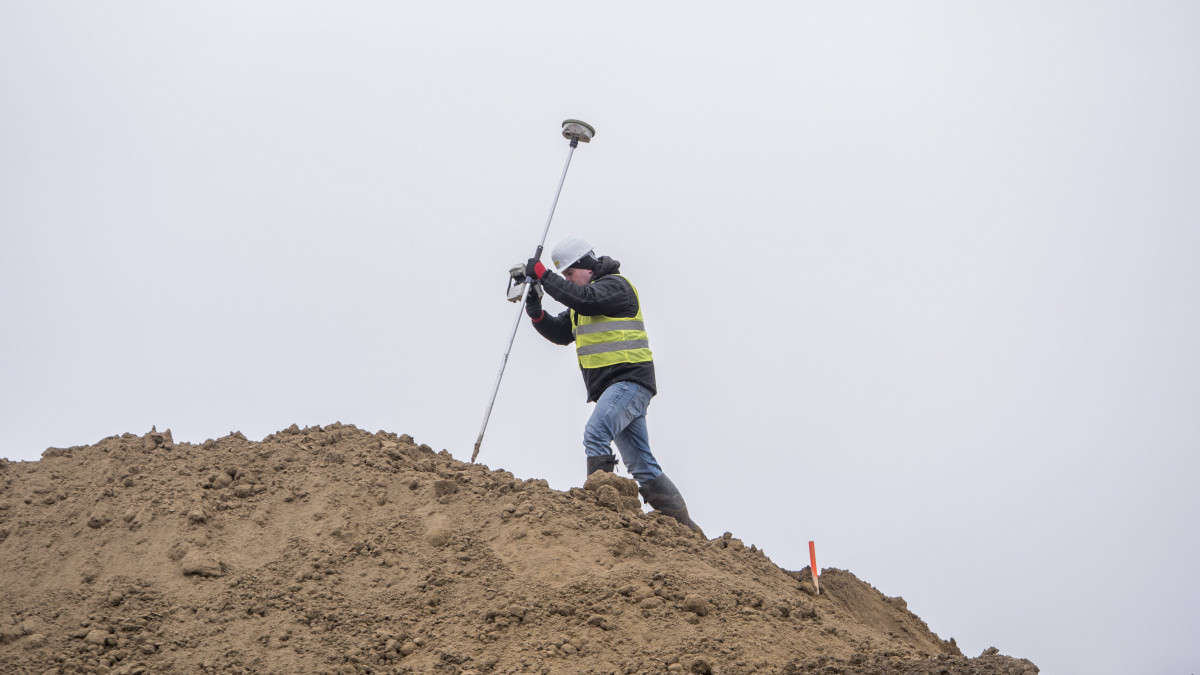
[[592, 255, 621, 280]]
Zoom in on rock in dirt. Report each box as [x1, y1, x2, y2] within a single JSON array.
[[23, 632, 46, 648], [584, 470, 639, 497], [682, 593, 710, 616], [433, 479, 458, 497], [0, 624, 22, 645], [427, 528, 455, 548], [584, 471, 642, 512], [179, 549, 224, 577], [83, 629, 114, 646], [86, 509, 111, 529], [19, 617, 49, 635], [640, 596, 665, 609]]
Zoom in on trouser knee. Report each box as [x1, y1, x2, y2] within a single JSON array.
[[582, 423, 613, 457]]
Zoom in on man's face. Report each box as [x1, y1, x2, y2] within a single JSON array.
[[563, 267, 593, 286]]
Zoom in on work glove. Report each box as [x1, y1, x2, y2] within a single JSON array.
[[525, 282, 544, 319], [525, 258, 547, 280]]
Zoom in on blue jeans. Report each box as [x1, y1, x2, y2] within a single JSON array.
[[583, 381, 663, 486]]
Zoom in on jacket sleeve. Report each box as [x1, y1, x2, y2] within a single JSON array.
[[540, 274, 638, 318], [531, 308, 575, 345]]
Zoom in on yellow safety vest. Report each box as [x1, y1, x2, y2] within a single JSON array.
[[570, 275, 653, 369]]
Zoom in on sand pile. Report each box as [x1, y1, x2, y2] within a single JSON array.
[[0, 424, 1037, 674]]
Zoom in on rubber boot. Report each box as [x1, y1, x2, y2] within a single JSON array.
[[586, 454, 618, 480], [639, 473, 702, 534]]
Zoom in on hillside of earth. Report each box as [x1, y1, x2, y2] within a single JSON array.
[[0, 424, 1039, 674]]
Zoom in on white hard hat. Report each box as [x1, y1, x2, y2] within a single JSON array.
[[551, 235, 595, 273]]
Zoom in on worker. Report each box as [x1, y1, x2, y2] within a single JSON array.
[[520, 235, 700, 532]]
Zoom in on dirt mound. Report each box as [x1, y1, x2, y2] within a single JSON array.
[[0, 424, 1038, 674]]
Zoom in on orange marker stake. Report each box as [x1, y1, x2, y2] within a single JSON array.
[[809, 540, 820, 595]]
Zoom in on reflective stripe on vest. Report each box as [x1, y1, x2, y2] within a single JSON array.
[[570, 275, 653, 369]]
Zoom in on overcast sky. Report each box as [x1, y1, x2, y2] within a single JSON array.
[[3, 3, 1198, 673]]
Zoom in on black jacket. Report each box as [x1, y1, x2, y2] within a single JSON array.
[[529, 256, 657, 402]]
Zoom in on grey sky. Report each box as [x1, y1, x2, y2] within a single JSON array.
[[3, 3, 1198, 673]]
